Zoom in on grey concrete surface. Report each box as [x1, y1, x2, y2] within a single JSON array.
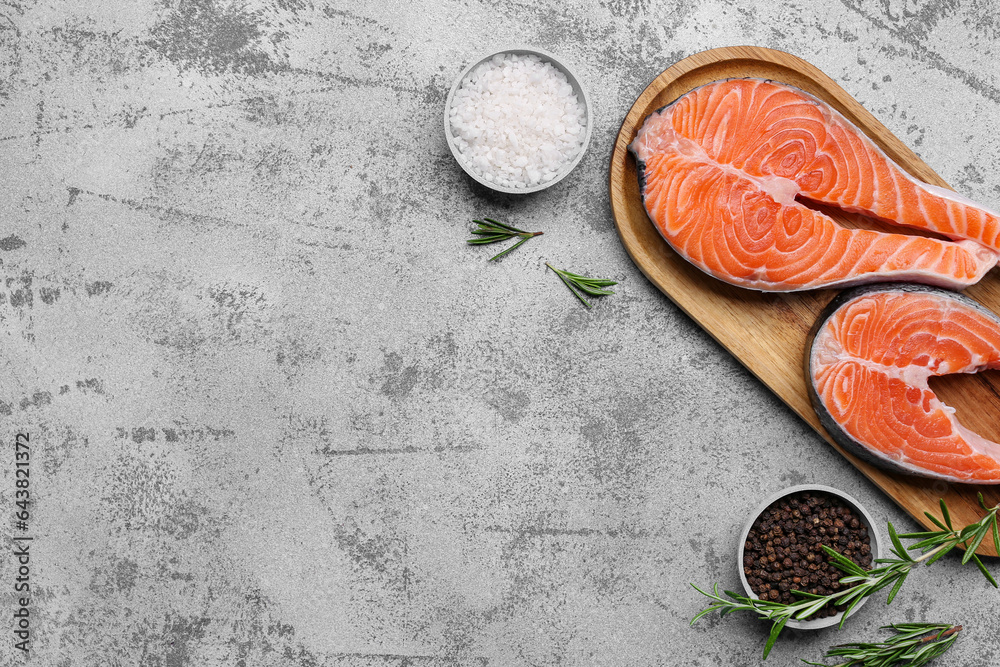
[[1, 1, 999, 665]]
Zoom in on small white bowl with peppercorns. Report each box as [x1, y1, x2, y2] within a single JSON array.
[[737, 484, 882, 630]]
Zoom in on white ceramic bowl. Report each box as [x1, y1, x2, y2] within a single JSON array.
[[737, 484, 881, 630], [443, 47, 592, 195]]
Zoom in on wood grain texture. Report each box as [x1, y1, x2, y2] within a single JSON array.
[[609, 46, 1000, 557]]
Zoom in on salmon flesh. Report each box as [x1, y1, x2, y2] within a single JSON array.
[[630, 79, 1000, 291], [808, 284, 1000, 484]]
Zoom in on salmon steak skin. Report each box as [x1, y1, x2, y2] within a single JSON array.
[[629, 79, 1000, 292], [807, 284, 1000, 484]]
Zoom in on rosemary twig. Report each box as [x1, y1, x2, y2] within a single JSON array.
[[802, 622, 962, 667], [691, 494, 999, 660], [545, 264, 617, 308], [466, 217, 543, 261]]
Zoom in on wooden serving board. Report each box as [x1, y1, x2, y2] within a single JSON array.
[[609, 45, 1000, 557]]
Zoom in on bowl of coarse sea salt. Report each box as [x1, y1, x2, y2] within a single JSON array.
[[445, 47, 592, 194]]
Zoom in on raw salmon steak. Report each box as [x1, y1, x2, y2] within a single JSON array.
[[808, 284, 1000, 483], [629, 79, 1000, 291]]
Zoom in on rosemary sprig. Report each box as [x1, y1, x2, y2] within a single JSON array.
[[802, 622, 962, 667], [691, 494, 999, 660], [466, 217, 543, 261], [546, 264, 617, 308]]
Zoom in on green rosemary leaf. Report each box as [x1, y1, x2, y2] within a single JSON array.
[[888, 523, 912, 561], [834, 585, 869, 606], [789, 590, 826, 600], [862, 572, 900, 597], [838, 594, 867, 629], [572, 283, 617, 297], [891, 622, 936, 633], [472, 217, 531, 235], [923, 542, 957, 566], [721, 589, 749, 602], [821, 546, 867, 577], [908, 536, 949, 551], [940, 498, 953, 530], [971, 554, 998, 588], [923, 511, 949, 531], [480, 217, 522, 232], [689, 582, 712, 597], [467, 235, 511, 244], [552, 272, 618, 289], [993, 514, 1000, 556], [896, 531, 942, 540], [962, 526, 990, 565], [577, 277, 619, 287], [552, 269, 588, 280], [958, 524, 980, 541], [690, 606, 721, 625], [488, 236, 530, 261], [886, 570, 908, 604], [794, 598, 828, 620], [763, 615, 788, 660]]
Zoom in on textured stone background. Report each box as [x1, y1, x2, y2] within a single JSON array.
[[1, 1, 999, 665]]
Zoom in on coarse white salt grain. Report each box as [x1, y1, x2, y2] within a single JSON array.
[[449, 53, 587, 189]]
